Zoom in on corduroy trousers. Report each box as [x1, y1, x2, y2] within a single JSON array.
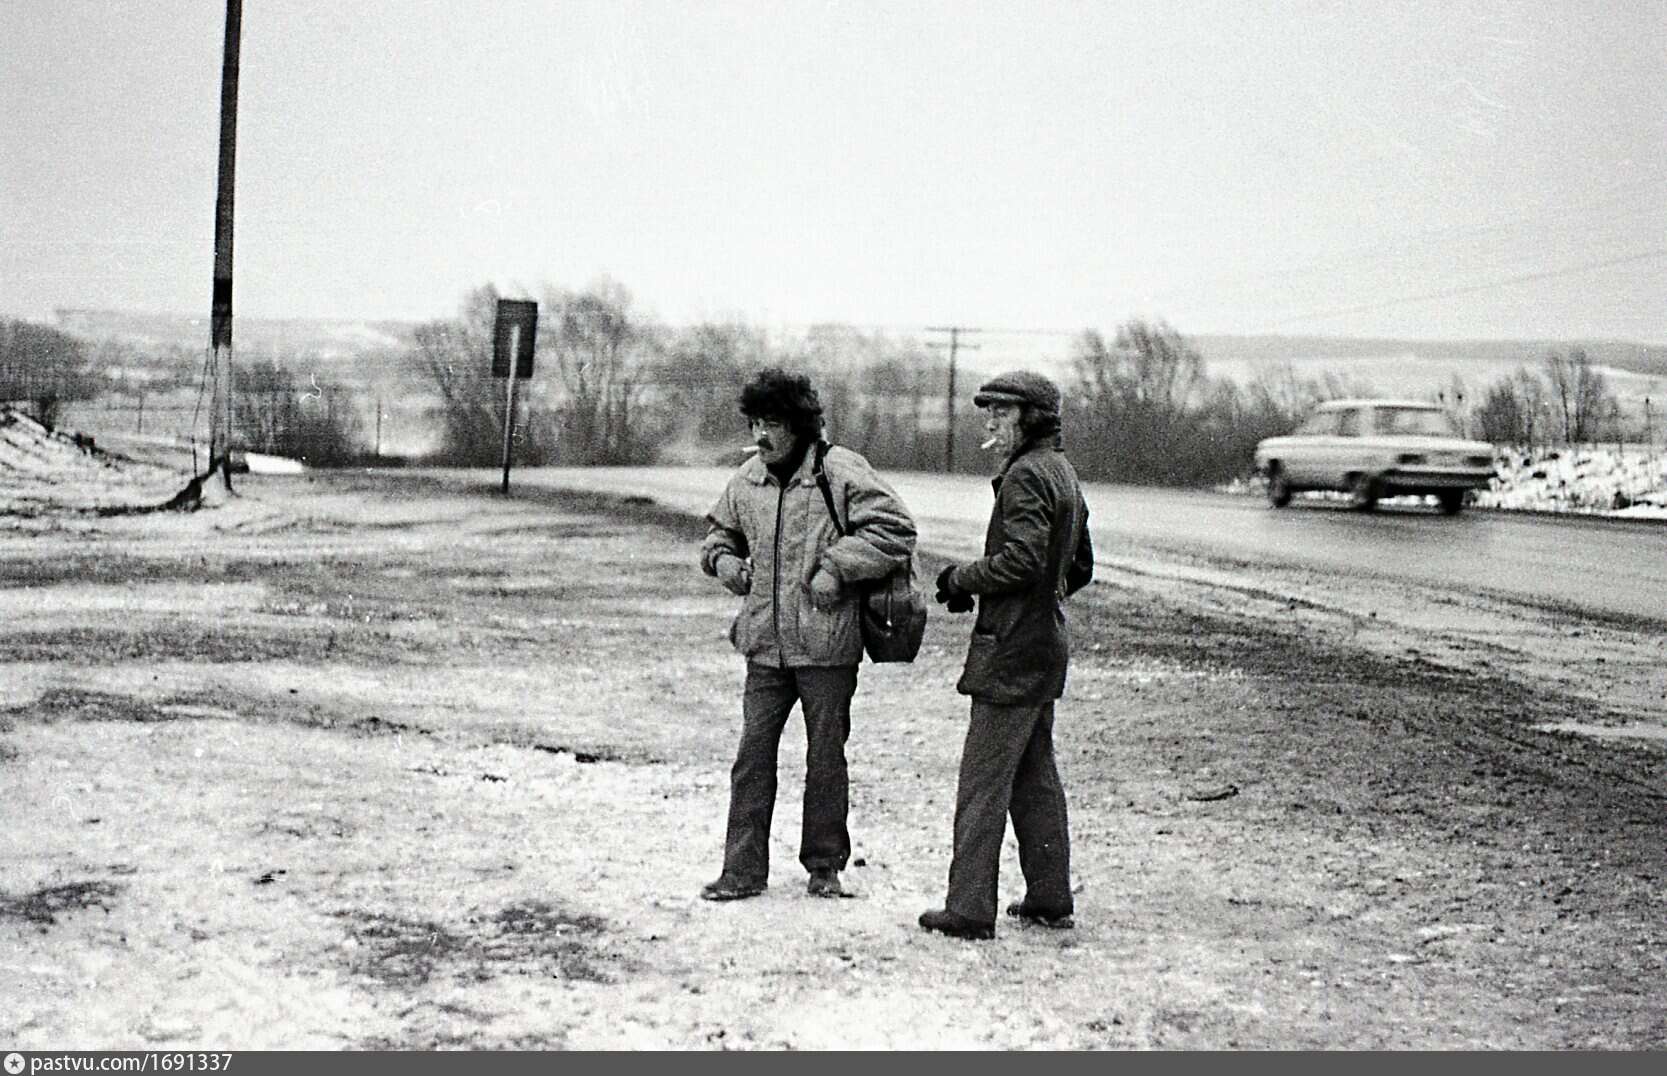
[[944, 698, 1073, 925], [718, 662, 857, 885]]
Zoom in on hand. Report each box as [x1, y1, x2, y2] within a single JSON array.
[[934, 565, 960, 603], [807, 565, 841, 612], [935, 566, 974, 613], [714, 553, 752, 596]]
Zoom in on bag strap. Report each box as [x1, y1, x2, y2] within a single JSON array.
[[811, 440, 847, 538]]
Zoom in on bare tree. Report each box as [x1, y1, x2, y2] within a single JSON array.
[[233, 355, 363, 464], [1242, 361, 1319, 424], [233, 357, 300, 455], [851, 350, 932, 466], [1076, 319, 1204, 418], [1073, 319, 1208, 482], [542, 279, 665, 465], [1474, 375, 1531, 445], [659, 319, 770, 442], [409, 287, 523, 465], [0, 319, 105, 427], [1544, 348, 1612, 444], [769, 325, 949, 469]]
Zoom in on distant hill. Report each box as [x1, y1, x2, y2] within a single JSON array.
[[53, 308, 415, 359], [1186, 334, 1667, 411], [1192, 334, 1667, 379], [47, 308, 1667, 418]]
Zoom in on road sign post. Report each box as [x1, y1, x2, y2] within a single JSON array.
[[492, 299, 538, 494]]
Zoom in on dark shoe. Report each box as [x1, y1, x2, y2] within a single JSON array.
[[700, 876, 766, 902], [1005, 900, 1075, 929], [806, 868, 846, 898], [918, 907, 995, 940]]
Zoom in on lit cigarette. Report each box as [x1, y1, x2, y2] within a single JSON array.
[[980, 436, 999, 450]]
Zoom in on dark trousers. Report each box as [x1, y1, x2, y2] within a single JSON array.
[[944, 699, 1073, 925], [719, 662, 858, 884]]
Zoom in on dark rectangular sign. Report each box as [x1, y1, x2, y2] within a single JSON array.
[[491, 299, 538, 379]]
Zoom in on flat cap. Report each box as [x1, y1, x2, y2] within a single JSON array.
[[972, 370, 1061, 414]]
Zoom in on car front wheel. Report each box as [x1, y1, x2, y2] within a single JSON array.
[[1437, 489, 1465, 515], [1266, 466, 1292, 508], [1347, 473, 1379, 511]]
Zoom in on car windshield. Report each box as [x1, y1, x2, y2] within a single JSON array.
[[1293, 413, 1337, 436], [1374, 408, 1460, 437]]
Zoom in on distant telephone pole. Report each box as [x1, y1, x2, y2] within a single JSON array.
[[926, 326, 981, 472], [207, 0, 242, 491]]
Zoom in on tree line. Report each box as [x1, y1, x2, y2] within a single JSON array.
[[402, 282, 1302, 483], [0, 290, 1644, 484]]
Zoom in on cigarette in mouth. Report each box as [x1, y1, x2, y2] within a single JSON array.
[[980, 437, 999, 450]]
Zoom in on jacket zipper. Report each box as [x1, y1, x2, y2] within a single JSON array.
[[772, 478, 786, 663]]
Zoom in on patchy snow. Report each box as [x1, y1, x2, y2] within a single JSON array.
[[0, 408, 193, 516], [1478, 446, 1667, 519], [246, 452, 306, 476], [4, 467, 1663, 1049], [3, 406, 1665, 522]]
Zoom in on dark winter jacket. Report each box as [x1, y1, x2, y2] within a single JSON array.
[[946, 432, 1094, 703], [702, 443, 916, 667]]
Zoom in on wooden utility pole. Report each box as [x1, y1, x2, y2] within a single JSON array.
[[926, 326, 981, 472], [208, 0, 242, 491]]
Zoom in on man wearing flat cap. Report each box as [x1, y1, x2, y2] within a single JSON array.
[[919, 370, 1094, 940]]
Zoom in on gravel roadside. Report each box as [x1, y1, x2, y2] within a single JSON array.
[[2, 472, 1663, 1049]]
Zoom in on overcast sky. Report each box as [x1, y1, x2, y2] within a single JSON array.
[[5, 0, 1664, 343]]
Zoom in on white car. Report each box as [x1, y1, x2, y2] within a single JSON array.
[[1253, 399, 1495, 515]]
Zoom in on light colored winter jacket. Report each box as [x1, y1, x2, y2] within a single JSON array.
[[701, 443, 916, 667]]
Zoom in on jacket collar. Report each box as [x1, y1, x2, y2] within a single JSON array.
[[740, 442, 818, 488], [999, 429, 1061, 470]]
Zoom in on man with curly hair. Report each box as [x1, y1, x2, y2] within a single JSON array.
[[697, 368, 917, 902]]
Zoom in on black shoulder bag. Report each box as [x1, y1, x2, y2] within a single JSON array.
[[811, 442, 928, 664]]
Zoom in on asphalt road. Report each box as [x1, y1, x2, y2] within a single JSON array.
[[503, 466, 1667, 627]]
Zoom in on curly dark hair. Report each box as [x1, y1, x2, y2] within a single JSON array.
[[737, 368, 824, 441]]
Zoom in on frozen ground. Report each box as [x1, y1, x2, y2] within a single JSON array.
[[3, 469, 1663, 1049], [2, 409, 1665, 1049]]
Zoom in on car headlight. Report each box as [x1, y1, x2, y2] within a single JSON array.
[[1396, 453, 1426, 464], [1466, 455, 1491, 467]]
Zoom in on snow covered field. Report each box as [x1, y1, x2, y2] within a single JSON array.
[[3, 406, 1665, 521], [1480, 446, 1667, 520]]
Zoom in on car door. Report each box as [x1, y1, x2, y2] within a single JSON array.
[[1322, 406, 1368, 489], [1283, 409, 1340, 485]]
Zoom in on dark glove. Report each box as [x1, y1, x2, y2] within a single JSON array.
[[935, 565, 974, 613]]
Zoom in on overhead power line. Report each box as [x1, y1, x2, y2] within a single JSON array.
[[1151, 170, 1667, 306], [1266, 248, 1667, 330]]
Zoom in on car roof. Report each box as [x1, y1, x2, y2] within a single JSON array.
[[1314, 398, 1443, 411]]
